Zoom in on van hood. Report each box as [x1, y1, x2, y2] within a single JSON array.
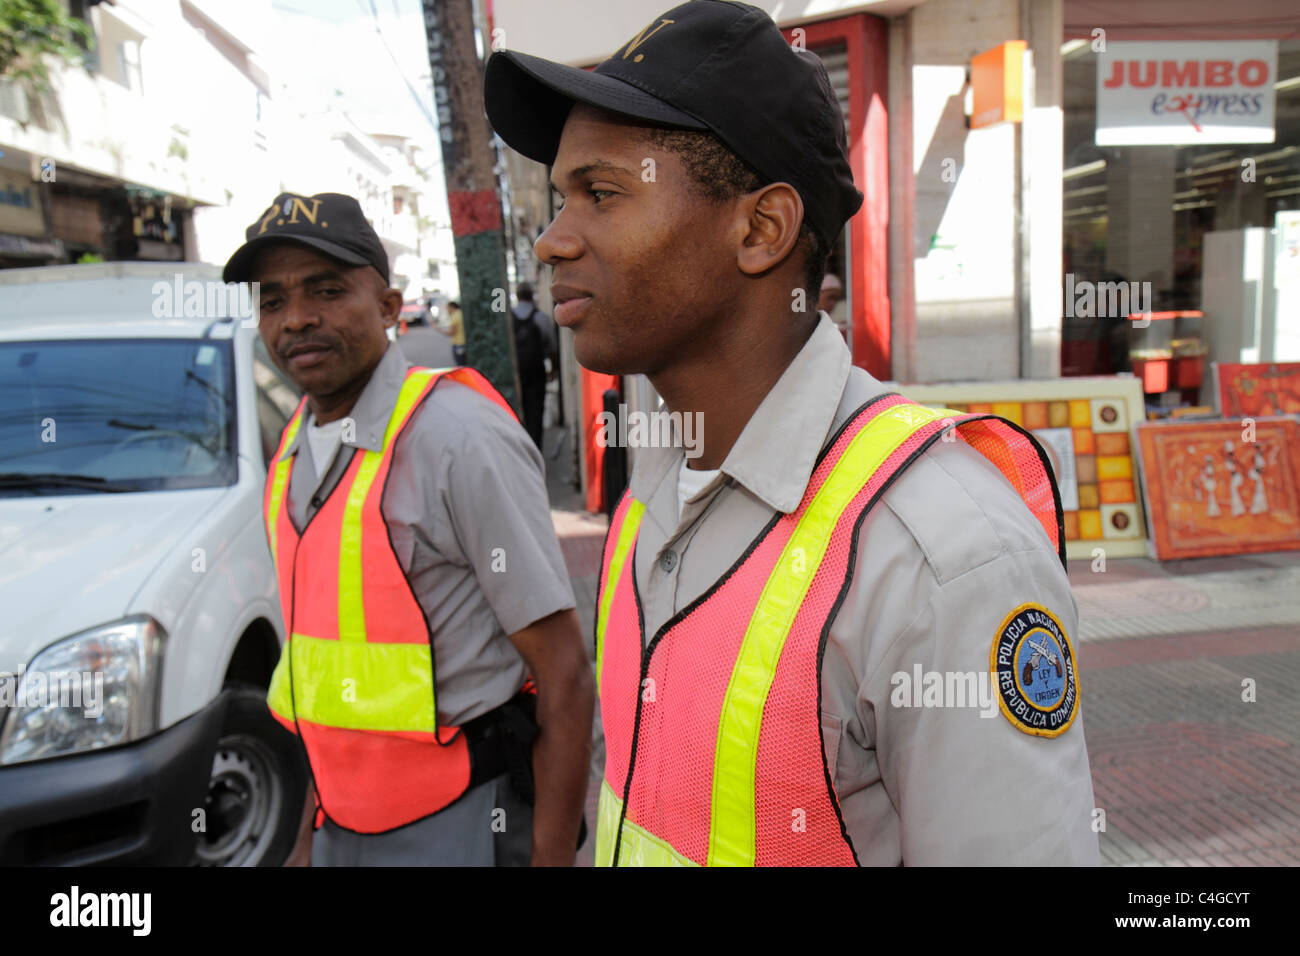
[[0, 489, 226, 674]]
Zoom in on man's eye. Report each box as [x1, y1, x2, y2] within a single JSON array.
[[316, 287, 342, 296], [261, 298, 281, 311], [590, 188, 614, 203]]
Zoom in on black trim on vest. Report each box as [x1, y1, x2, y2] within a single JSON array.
[[815, 394, 900, 469], [610, 545, 646, 866], [986, 416, 1069, 569], [282, 504, 322, 833], [811, 411, 955, 866]]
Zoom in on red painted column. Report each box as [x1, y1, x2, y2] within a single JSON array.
[[581, 368, 620, 513], [784, 14, 891, 379]]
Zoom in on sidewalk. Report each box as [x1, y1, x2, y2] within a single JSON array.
[[545, 436, 1300, 866], [1067, 555, 1300, 866]]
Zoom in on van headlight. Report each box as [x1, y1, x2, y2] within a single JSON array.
[[0, 616, 166, 765]]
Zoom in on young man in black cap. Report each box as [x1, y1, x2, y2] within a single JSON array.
[[485, 0, 1098, 866], [225, 191, 593, 865]]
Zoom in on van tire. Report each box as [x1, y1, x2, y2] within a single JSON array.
[[192, 683, 308, 867]]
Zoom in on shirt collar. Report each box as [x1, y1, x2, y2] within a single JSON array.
[[628, 312, 851, 515], [280, 344, 409, 460]]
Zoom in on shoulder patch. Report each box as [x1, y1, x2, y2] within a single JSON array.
[[990, 603, 1079, 738]]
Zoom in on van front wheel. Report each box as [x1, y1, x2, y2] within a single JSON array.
[[192, 683, 308, 866]]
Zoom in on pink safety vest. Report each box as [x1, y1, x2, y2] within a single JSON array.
[[594, 393, 1063, 865]]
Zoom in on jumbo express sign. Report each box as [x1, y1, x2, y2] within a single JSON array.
[[1096, 41, 1278, 146]]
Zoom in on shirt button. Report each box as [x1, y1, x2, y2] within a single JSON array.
[[659, 549, 678, 573]]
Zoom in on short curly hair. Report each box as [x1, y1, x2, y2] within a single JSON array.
[[642, 127, 830, 306]]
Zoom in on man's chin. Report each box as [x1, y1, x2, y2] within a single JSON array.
[[574, 354, 636, 377], [573, 337, 642, 378], [285, 365, 343, 399]]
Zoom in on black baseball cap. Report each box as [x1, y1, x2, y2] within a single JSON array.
[[222, 191, 389, 284], [484, 0, 863, 246]]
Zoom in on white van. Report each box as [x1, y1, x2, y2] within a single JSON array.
[[0, 262, 307, 865]]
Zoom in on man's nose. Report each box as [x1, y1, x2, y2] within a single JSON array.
[[279, 290, 320, 331], [534, 211, 583, 264]]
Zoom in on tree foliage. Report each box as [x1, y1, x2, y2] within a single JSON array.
[[0, 0, 93, 89]]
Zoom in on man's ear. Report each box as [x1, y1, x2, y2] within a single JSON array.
[[735, 183, 803, 278], [380, 290, 403, 327], [375, 272, 402, 327]]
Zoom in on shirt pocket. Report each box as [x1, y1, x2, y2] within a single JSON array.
[[820, 711, 844, 781]]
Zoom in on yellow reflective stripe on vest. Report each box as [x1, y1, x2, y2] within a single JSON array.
[[595, 498, 646, 695], [276, 631, 435, 732], [596, 779, 697, 867], [266, 408, 305, 573], [337, 369, 438, 642], [267, 645, 294, 721], [708, 401, 949, 866]]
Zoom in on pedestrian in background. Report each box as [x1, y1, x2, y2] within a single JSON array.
[[445, 299, 466, 365], [512, 282, 557, 451], [224, 191, 593, 866]]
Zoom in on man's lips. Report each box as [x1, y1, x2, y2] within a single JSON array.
[[551, 284, 593, 326], [554, 296, 591, 326], [283, 343, 333, 368]]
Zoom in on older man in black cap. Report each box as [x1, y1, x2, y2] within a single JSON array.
[[485, 0, 1097, 867], [225, 191, 593, 866]]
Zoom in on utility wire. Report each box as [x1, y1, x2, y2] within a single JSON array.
[[356, 0, 442, 138]]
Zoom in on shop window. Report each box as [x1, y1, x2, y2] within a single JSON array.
[[1061, 38, 1300, 389]]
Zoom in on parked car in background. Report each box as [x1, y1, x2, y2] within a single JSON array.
[[399, 298, 431, 328], [0, 262, 307, 866]]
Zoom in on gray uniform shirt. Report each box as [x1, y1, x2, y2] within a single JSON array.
[[279, 344, 576, 726], [624, 315, 1100, 865]]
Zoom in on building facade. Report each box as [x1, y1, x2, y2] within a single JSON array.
[[0, 0, 450, 304], [487, 0, 1300, 509]]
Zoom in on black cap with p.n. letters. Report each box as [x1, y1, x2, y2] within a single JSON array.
[[483, 0, 863, 246], [223, 192, 389, 285]]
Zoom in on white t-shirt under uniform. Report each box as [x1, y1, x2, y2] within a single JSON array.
[[678, 459, 721, 520], [306, 417, 345, 479]]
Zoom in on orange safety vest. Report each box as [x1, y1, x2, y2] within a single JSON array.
[[264, 365, 517, 834], [594, 394, 1064, 865]]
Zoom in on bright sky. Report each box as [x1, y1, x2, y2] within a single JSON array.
[[269, 0, 441, 146]]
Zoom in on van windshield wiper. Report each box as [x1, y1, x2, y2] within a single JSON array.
[[0, 472, 138, 492]]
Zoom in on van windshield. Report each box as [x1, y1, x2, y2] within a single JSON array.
[[0, 338, 236, 495]]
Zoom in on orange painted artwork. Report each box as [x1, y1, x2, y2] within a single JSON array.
[[1214, 362, 1300, 418], [899, 379, 1148, 558], [1135, 418, 1300, 560], [934, 396, 1143, 546]]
